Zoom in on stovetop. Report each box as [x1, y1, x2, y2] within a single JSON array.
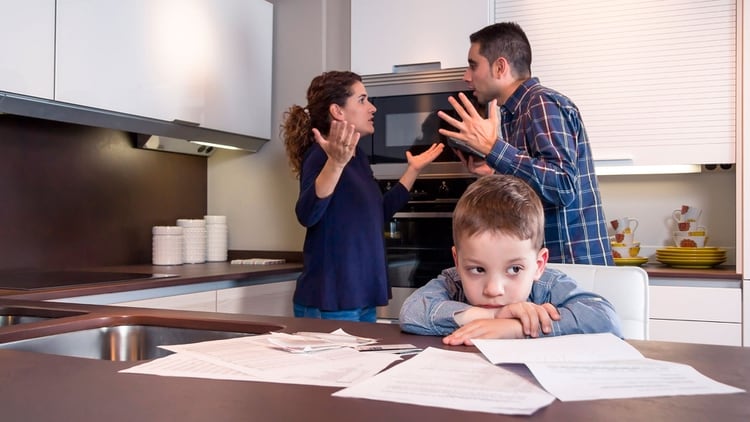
[[0, 271, 177, 290]]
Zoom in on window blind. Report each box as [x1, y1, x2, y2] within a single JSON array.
[[493, 0, 736, 162]]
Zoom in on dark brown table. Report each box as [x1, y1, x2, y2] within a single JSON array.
[[0, 298, 747, 421]]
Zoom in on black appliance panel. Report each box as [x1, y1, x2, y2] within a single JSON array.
[[363, 91, 483, 164], [381, 177, 476, 288]]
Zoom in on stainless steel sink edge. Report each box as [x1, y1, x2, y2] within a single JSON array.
[[0, 302, 287, 362]]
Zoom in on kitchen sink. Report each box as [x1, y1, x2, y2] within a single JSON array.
[[0, 317, 284, 361], [0, 306, 88, 327]]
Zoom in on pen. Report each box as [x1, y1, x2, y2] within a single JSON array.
[[356, 344, 422, 354]]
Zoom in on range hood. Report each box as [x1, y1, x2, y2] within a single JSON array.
[[0, 91, 269, 156]]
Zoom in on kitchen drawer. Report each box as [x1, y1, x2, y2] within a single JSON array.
[[649, 285, 741, 322], [216, 280, 296, 317], [115, 290, 217, 312], [649, 319, 742, 346]]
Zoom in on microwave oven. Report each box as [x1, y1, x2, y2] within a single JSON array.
[[360, 68, 483, 179]]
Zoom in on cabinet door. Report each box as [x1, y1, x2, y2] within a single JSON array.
[[55, 0, 272, 138], [351, 0, 491, 75], [649, 320, 741, 346], [648, 284, 742, 346], [216, 281, 296, 317], [0, 0, 55, 99], [649, 285, 741, 323], [115, 290, 217, 312], [200, 0, 272, 138]]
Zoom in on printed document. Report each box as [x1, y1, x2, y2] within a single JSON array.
[[473, 333, 744, 401], [333, 347, 555, 415], [120, 332, 399, 387]]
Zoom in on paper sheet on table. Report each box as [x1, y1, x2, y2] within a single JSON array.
[[473, 333, 745, 401], [526, 358, 745, 401], [332, 347, 556, 416], [472, 332, 644, 364], [120, 333, 399, 387]]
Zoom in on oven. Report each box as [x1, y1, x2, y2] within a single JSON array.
[[376, 177, 476, 320], [360, 68, 484, 180]]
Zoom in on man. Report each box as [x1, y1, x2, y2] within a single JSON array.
[[438, 22, 613, 265]]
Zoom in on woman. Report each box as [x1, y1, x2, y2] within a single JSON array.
[[282, 71, 444, 322]]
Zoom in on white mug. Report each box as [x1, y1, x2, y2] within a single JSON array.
[[609, 217, 639, 235], [672, 205, 702, 223]]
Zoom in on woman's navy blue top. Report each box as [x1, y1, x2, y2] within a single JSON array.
[[293, 144, 410, 311]]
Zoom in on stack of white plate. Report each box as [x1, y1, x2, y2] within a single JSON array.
[[152, 226, 184, 265], [655, 247, 727, 269], [177, 219, 207, 264], [205, 215, 228, 262]]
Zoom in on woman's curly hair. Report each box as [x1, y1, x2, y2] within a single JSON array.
[[281, 71, 362, 177]]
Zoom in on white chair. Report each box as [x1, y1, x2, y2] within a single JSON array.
[[546, 263, 649, 340]]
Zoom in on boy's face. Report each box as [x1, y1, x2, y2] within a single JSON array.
[[452, 231, 547, 308]]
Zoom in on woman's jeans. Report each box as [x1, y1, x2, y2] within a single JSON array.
[[293, 303, 377, 322]]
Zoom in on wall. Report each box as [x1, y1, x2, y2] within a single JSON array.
[[207, 0, 350, 253], [599, 169, 737, 264], [0, 114, 207, 270]]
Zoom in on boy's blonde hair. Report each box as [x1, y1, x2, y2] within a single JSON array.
[[452, 175, 545, 250]]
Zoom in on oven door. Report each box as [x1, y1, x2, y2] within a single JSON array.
[[365, 91, 478, 165], [378, 210, 455, 320]]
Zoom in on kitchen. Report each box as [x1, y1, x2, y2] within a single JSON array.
[[0, 0, 745, 342], [0, 0, 749, 419]]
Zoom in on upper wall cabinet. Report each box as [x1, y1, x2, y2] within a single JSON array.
[[55, 0, 272, 139], [350, 0, 491, 75], [0, 0, 55, 99], [494, 1, 737, 166]]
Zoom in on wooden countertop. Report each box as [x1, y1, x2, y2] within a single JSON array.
[[0, 298, 747, 422], [640, 263, 740, 280]]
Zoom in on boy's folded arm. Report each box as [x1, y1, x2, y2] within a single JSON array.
[[400, 294, 471, 335], [453, 306, 497, 326], [548, 296, 623, 337]]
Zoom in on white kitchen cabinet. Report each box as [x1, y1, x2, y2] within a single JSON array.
[[217, 280, 296, 317], [55, 0, 272, 138], [350, 0, 491, 75], [0, 0, 55, 99], [648, 283, 742, 346], [115, 290, 217, 312]]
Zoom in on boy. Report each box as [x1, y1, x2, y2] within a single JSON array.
[[399, 175, 622, 346]]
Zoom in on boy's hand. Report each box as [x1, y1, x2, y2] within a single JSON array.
[[442, 318, 522, 346], [443, 303, 561, 346], [494, 302, 560, 338]]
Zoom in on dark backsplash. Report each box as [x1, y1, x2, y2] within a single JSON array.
[[0, 114, 207, 270]]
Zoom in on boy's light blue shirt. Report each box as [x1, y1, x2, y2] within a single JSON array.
[[399, 267, 623, 338]]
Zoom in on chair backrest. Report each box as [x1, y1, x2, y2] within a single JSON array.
[[546, 263, 649, 340]]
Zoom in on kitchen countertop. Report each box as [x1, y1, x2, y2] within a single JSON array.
[[0, 298, 747, 422], [639, 263, 740, 280], [0, 261, 738, 303], [0, 261, 305, 301]]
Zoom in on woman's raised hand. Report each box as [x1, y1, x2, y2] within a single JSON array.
[[313, 120, 359, 167], [406, 142, 445, 172]]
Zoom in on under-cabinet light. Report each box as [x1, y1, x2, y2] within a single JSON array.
[[595, 164, 702, 175], [190, 141, 243, 151]]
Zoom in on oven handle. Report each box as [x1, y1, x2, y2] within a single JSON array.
[[393, 212, 453, 218]]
